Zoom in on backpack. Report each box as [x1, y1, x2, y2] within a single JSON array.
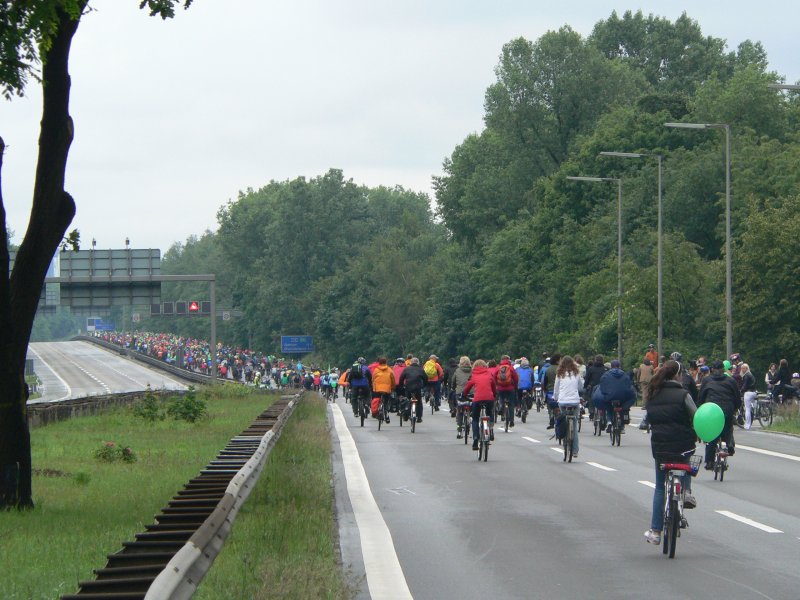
[[497, 364, 512, 385], [350, 363, 363, 380], [423, 360, 438, 379]]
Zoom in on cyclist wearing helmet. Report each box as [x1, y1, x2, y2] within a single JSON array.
[[597, 359, 636, 432], [669, 352, 698, 404], [348, 357, 372, 417]]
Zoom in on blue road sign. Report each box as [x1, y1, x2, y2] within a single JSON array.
[[95, 319, 115, 331], [281, 335, 314, 354]]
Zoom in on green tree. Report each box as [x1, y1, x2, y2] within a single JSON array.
[[0, 0, 192, 509]]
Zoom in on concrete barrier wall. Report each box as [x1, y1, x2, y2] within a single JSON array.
[[27, 390, 187, 429]]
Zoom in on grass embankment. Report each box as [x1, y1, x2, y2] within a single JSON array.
[[766, 404, 800, 435], [195, 395, 353, 600], [0, 385, 276, 600]]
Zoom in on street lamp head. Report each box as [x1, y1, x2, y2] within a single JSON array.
[[567, 176, 617, 183], [665, 122, 710, 129], [600, 151, 646, 158]]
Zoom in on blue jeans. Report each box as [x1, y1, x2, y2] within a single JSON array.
[[650, 461, 691, 531]]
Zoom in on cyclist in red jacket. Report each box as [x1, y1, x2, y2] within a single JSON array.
[[464, 359, 497, 450]]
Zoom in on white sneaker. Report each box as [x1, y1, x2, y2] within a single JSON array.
[[644, 529, 661, 545]]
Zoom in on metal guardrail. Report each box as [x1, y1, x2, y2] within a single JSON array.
[[143, 397, 298, 600], [60, 394, 301, 600]]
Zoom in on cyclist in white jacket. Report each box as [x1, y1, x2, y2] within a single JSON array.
[[554, 355, 584, 458]]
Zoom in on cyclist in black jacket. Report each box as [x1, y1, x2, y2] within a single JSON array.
[[399, 358, 428, 423], [698, 360, 741, 469]]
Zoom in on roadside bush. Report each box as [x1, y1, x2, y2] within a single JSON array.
[[133, 385, 165, 422], [167, 386, 208, 423], [93, 441, 137, 463]]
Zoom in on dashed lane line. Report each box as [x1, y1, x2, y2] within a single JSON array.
[[737, 444, 800, 463], [715, 510, 783, 533], [587, 462, 617, 472], [523, 436, 540, 444], [638, 480, 656, 489], [549, 447, 563, 454]]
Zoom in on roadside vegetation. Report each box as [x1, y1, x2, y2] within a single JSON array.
[[0, 385, 276, 600], [766, 404, 800, 435], [195, 395, 353, 600]]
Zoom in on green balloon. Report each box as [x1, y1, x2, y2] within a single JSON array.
[[694, 402, 725, 442]]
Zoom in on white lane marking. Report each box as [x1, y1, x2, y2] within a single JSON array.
[[27, 345, 72, 401], [523, 436, 540, 444], [715, 511, 783, 533], [737, 444, 800, 463], [587, 462, 617, 472], [330, 403, 413, 599], [549, 447, 563, 454], [638, 481, 656, 489]]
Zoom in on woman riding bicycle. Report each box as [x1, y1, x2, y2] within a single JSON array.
[[553, 355, 583, 459], [451, 356, 473, 438], [643, 360, 697, 546], [463, 359, 497, 451]]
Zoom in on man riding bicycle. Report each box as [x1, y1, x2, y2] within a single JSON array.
[[450, 356, 473, 438], [698, 360, 741, 470], [399, 357, 428, 423], [371, 357, 396, 423], [495, 355, 519, 431], [347, 357, 372, 417], [596, 360, 636, 433]]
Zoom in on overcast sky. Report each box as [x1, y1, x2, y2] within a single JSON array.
[[3, 0, 798, 252]]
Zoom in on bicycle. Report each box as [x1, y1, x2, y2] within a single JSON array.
[[755, 393, 774, 427], [457, 399, 471, 444], [660, 455, 702, 558], [561, 405, 579, 462], [593, 408, 606, 436], [713, 439, 730, 481], [517, 390, 531, 423], [609, 401, 624, 446], [410, 393, 419, 433], [376, 393, 390, 431], [477, 402, 492, 462], [534, 384, 544, 412]]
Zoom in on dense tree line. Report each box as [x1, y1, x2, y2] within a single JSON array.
[[154, 10, 799, 380]]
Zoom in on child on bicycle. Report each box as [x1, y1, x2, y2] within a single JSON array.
[[463, 359, 497, 450]]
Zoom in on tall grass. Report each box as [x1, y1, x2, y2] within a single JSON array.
[[767, 403, 800, 435], [0, 385, 276, 600], [195, 395, 354, 600]]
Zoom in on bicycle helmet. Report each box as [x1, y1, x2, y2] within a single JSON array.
[[670, 351, 682, 362], [730, 353, 741, 362], [395, 357, 405, 364], [357, 356, 366, 364]]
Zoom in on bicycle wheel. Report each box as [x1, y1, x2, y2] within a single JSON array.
[[504, 404, 510, 432], [662, 490, 671, 556], [720, 457, 726, 482], [411, 415, 416, 433], [360, 398, 365, 427], [521, 403, 527, 423], [565, 419, 573, 462], [378, 403, 383, 431], [668, 498, 679, 558], [463, 414, 470, 445], [766, 405, 774, 426]]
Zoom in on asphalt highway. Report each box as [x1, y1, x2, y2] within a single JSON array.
[[330, 395, 800, 600], [27, 341, 188, 402]]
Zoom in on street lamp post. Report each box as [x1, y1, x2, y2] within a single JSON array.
[[600, 151, 664, 361], [567, 176, 624, 364], [665, 122, 732, 357]]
